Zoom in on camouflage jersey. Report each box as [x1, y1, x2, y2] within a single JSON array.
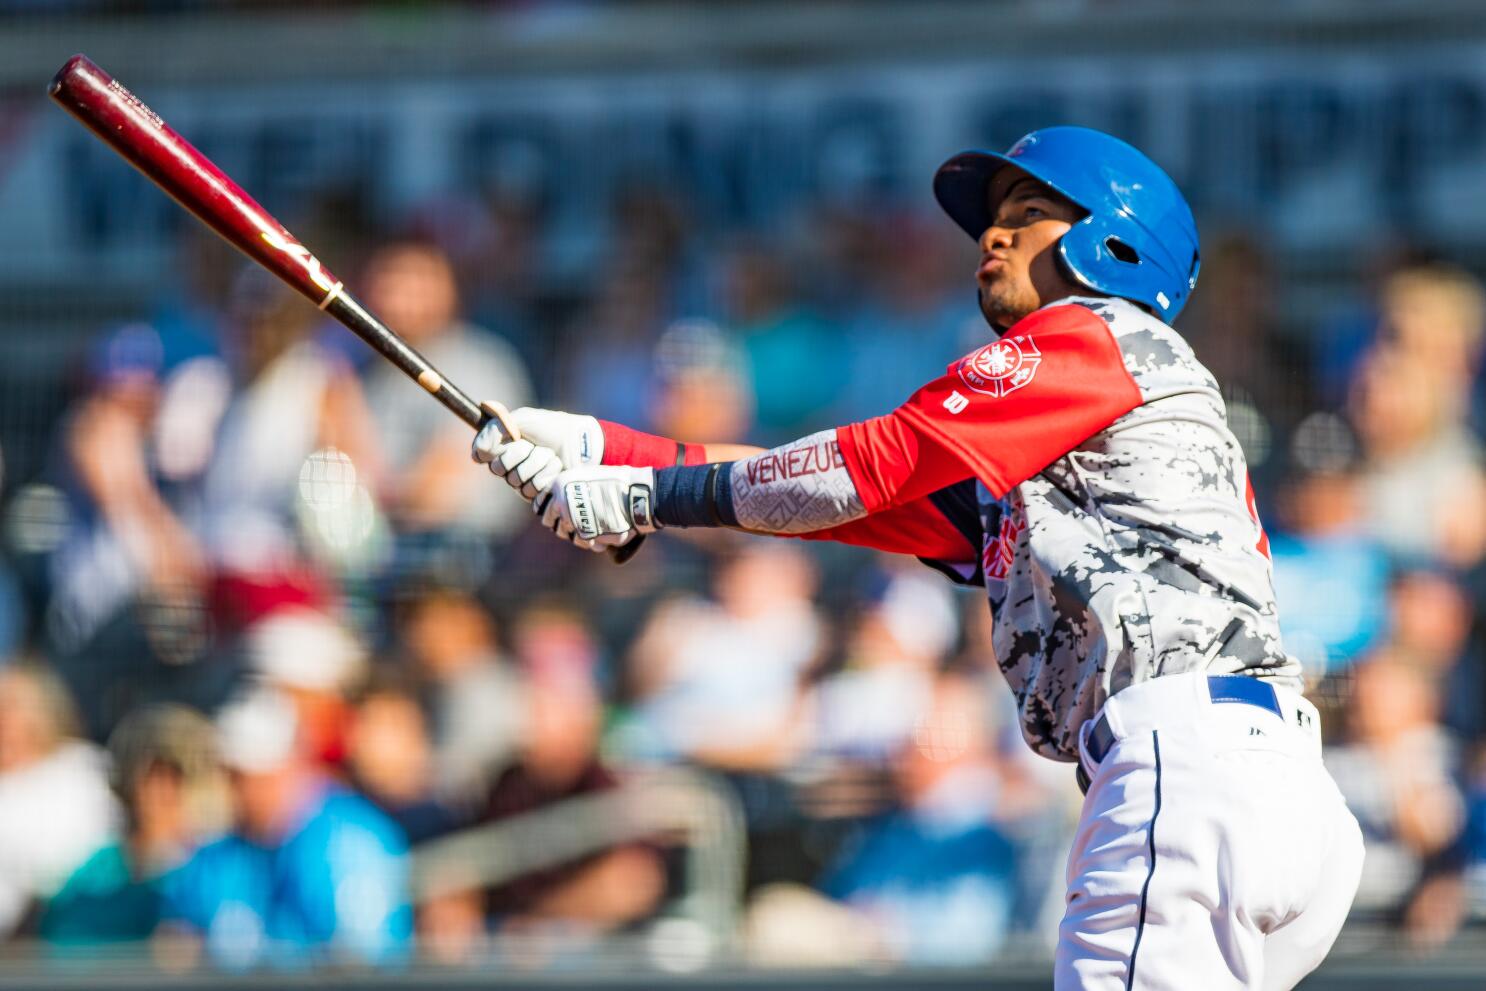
[[793, 296, 1301, 762]]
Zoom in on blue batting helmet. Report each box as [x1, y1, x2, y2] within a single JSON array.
[[933, 126, 1200, 322]]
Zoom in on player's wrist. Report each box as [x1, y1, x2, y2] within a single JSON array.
[[546, 464, 659, 547], [652, 463, 738, 529]]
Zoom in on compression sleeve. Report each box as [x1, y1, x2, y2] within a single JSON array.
[[599, 420, 709, 468]]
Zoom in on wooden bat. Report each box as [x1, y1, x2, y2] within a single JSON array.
[[49, 54, 642, 564]]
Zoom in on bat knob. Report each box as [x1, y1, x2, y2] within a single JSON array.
[[478, 401, 520, 443], [609, 535, 646, 565]]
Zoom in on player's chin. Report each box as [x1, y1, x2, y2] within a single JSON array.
[[978, 287, 1022, 331]]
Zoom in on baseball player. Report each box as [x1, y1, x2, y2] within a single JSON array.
[[473, 127, 1364, 990]]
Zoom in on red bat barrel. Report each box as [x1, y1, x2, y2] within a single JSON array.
[[48, 54, 345, 311]]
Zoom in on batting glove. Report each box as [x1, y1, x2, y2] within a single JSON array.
[[538, 465, 659, 550], [472, 406, 605, 501]]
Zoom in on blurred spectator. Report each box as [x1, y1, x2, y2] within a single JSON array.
[[719, 242, 844, 444], [146, 227, 236, 373], [1390, 569, 1475, 676], [1181, 233, 1314, 477], [0, 663, 118, 937], [815, 672, 1017, 965], [557, 261, 671, 428], [608, 183, 707, 319], [482, 663, 666, 931], [1309, 245, 1443, 408], [45, 323, 220, 734], [163, 688, 411, 969], [952, 601, 1079, 937], [198, 269, 379, 628], [0, 439, 16, 655], [51, 324, 201, 618], [1385, 568, 1484, 742], [359, 240, 534, 544], [432, 182, 546, 355], [510, 600, 603, 691], [1374, 265, 1485, 421], [1325, 652, 1465, 917], [810, 566, 957, 762], [834, 215, 981, 423], [647, 319, 753, 446], [346, 672, 461, 845], [1268, 413, 1389, 679], [1457, 760, 1486, 932], [756, 568, 960, 929], [743, 882, 882, 967], [42, 704, 225, 946], [397, 587, 524, 808], [0, 549, 20, 662], [1349, 342, 1486, 567], [243, 606, 367, 768], [621, 542, 824, 770], [557, 184, 703, 426], [401, 191, 533, 332], [619, 542, 826, 893]]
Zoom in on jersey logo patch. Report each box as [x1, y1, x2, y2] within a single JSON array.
[[959, 334, 1042, 398], [981, 509, 1026, 585]]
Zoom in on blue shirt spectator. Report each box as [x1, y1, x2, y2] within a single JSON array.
[[1459, 782, 1486, 922], [41, 842, 160, 947], [162, 690, 411, 969], [1270, 531, 1389, 676], [163, 785, 411, 970], [818, 675, 1018, 965], [1267, 433, 1389, 676], [819, 769, 1017, 965]]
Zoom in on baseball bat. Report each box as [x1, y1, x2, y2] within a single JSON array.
[[48, 54, 642, 564]]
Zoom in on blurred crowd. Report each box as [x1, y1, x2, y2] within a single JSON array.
[[0, 168, 1484, 974]]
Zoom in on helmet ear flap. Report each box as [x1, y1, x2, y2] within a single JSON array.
[[1053, 219, 1104, 297], [1058, 216, 1187, 316]]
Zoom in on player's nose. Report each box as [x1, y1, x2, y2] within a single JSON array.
[[979, 224, 1012, 254]]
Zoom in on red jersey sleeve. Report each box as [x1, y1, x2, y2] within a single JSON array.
[[795, 478, 983, 584], [837, 302, 1143, 511]]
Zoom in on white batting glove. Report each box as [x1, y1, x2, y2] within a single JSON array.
[[475, 439, 564, 501], [473, 406, 607, 504], [472, 406, 603, 471], [537, 465, 659, 550]]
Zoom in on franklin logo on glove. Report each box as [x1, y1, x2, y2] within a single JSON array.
[[566, 481, 598, 541]]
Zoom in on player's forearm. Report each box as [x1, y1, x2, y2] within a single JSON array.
[[652, 429, 866, 534], [597, 420, 761, 468]]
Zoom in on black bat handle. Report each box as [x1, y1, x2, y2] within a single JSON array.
[[326, 293, 645, 565], [330, 293, 483, 427]]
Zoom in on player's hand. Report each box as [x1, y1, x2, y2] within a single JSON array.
[[472, 406, 603, 472], [474, 438, 565, 501], [537, 465, 659, 551]]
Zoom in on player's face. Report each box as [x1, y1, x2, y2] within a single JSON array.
[[976, 173, 1085, 330]]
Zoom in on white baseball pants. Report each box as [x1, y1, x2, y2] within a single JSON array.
[[1057, 672, 1364, 990]]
